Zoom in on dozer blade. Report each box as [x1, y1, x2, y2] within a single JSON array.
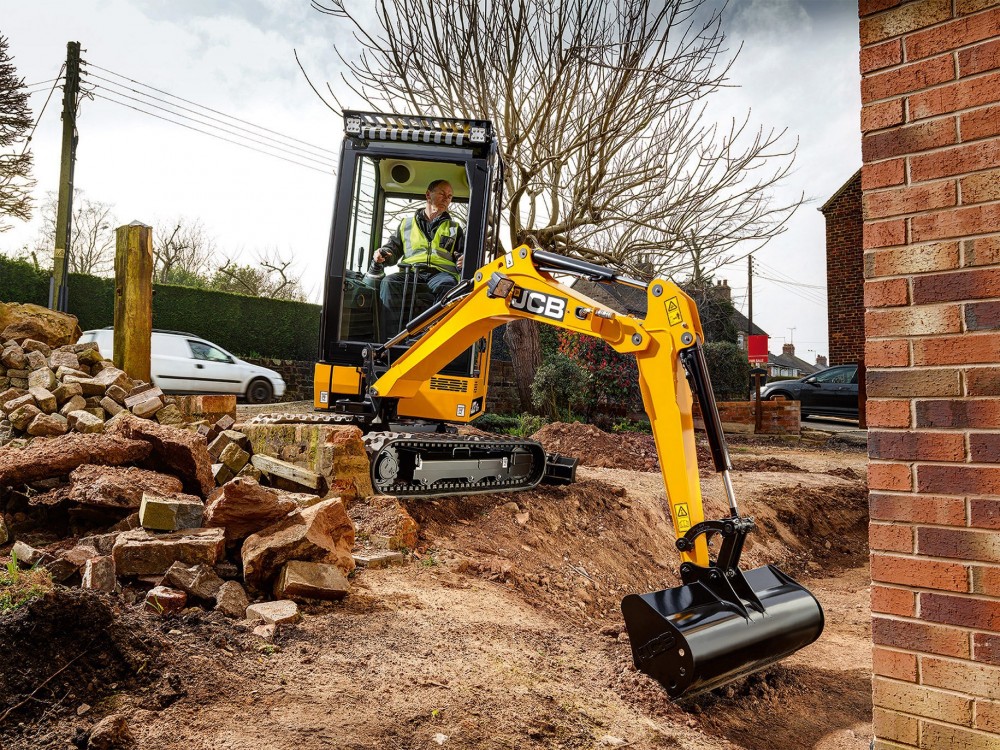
[[621, 564, 824, 699]]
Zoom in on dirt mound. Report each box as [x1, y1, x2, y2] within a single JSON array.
[[0, 588, 162, 726], [731, 457, 805, 473], [531, 421, 665, 471]]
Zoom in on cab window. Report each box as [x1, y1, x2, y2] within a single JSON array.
[[812, 366, 856, 385], [187, 340, 233, 363]]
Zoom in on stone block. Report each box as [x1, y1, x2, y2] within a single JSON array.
[[77, 346, 104, 366], [245, 599, 300, 625], [139, 492, 205, 531], [55, 365, 88, 381], [353, 550, 406, 569], [70, 410, 105, 434], [92, 366, 132, 393], [174, 394, 237, 425], [131, 395, 164, 419], [0, 387, 26, 405], [1, 344, 27, 369], [21, 339, 51, 356], [274, 560, 349, 601], [100, 396, 123, 416], [105, 384, 128, 404], [213, 463, 235, 486], [124, 385, 163, 409], [219, 441, 250, 473], [79, 531, 123, 555], [8, 403, 41, 430], [112, 527, 225, 576], [0, 515, 7, 545], [4, 392, 35, 414], [27, 368, 57, 390], [26, 412, 68, 436], [28, 386, 57, 413], [204, 478, 298, 541], [59, 395, 88, 418], [52, 382, 83, 404], [160, 561, 224, 600], [62, 376, 106, 397], [81, 556, 117, 592], [9, 377, 27, 390], [215, 414, 236, 432], [48, 349, 80, 370], [145, 586, 187, 616], [11, 540, 44, 566], [0, 377, 8, 391], [25, 350, 48, 370], [0, 433, 151, 486], [155, 403, 186, 426], [214, 580, 249, 618]]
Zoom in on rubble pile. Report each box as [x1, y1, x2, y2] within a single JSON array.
[[1, 410, 363, 636], [0, 335, 187, 445]]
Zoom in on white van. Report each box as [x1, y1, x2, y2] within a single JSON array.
[[78, 328, 286, 404]]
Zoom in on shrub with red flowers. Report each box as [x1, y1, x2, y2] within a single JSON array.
[[558, 331, 642, 416]]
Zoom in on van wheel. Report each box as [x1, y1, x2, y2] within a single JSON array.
[[246, 379, 274, 404]]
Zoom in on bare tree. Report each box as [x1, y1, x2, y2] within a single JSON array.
[[0, 34, 34, 231], [309, 0, 802, 407], [211, 249, 307, 301], [153, 217, 216, 286], [32, 190, 116, 276]]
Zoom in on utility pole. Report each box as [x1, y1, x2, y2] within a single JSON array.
[[49, 41, 82, 313], [747, 254, 753, 338]]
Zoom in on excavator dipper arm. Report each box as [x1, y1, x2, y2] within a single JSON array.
[[368, 246, 824, 699]]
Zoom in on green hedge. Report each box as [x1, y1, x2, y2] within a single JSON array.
[[0, 256, 321, 360]]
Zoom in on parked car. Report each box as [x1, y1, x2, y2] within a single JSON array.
[[753, 364, 859, 419], [77, 328, 285, 404]]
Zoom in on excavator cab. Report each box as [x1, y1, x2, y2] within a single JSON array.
[[315, 111, 501, 423]]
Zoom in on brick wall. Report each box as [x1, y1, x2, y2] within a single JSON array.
[[692, 400, 801, 435], [860, 1, 1000, 747], [823, 170, 866, 366]]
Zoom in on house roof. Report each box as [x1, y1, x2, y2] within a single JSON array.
[[819, 168, 862, 214], [571, 278, 770, 338], [769, 350, 818, 374]]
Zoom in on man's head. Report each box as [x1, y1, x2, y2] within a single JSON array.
[[425, 180, 453, 218]]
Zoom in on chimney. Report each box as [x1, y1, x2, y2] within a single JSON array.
[[782, 343, 795, 357], [815, 354, 827, 368], [712, 278, 732, 302]]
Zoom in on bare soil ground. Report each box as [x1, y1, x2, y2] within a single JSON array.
[[1, 419, 872, 750]]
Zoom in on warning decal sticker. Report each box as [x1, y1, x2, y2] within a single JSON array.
[[674, 502, 691, 533], [666, 296, 683, 326]]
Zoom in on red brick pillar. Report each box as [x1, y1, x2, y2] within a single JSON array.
[[861, 1, 1000, 747]]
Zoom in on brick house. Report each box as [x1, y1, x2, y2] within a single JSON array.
[[821, 169, 865, 368], [859, 0, 1000, 746]]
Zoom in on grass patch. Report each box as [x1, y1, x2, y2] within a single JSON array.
[[0, 552, 54, 614]]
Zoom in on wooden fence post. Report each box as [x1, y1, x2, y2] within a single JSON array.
[[113, 222, 153, 383]]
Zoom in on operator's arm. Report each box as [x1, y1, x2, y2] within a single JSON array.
[[374, 226, 403, 264]]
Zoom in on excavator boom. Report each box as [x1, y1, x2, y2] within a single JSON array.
[[367, 246, 824, 699]]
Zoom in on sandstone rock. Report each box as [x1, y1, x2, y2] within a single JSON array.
[[52, 381, 83, 404], [0, 386, 27, 405], [145, 586, 187, 616], [28, 386, 57, 413], [110, 512, 141, 531], [87, 713, 136, 750], [112, 527, 224, 576], [79, 531, 123, 555], [71, 410, 105, 434], [62, 544, 100, 570], [27, 412, 69, 437], [124, 385, 163, 409], [236, 463, 262, 482], [62, 375, 106, 397], [55, 365, 89, 381], [0, 514, 7, 545], [219, 441, 250, 473], [349, 495, 420, 552], [208, 429, 248, 461], [104, 412, 214, 496], [106, 384, 128, 404], [139, 492, 205, 531], [44, 556, 78, 583], [48, 349, 80, 370], [81, 556, 117, 592], [241, 497, 355, 589], [5, 392, 35, 414], [215, 414, 236, 432], [246, 599, 300, 625], [161, 561, 224, 600], [77, 346, 104, 365], [214, 580, 250, 618], [100, 395, 123, 416], [63, 465, 185, 510], [253, 623, 276, 641], [131, 394, 165, 419], [21, 338, 51, 356], [353, 550, 406, 569], [7, 403, 40, 431], [173, 394, 237, 425], [155, 403, 185, 426], [215, 560, 240, 579], [92, 366, 132, 393], [59, 394, 88, 417], [12, 540, 43, 566], [0, 302, 81, 347], [274, 560, 349, 601], [212, 463, 235, 486], [0, 344, 27, 370], [25, 350, 48, 371], [27, 367, 56, 390], [204, 477, 297, 541]]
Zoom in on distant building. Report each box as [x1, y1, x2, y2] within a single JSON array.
[[767, 342, 818, 378], [820, 170, 863, 367]]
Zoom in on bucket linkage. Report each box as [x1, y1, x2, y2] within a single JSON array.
[[621, 343, 825, 700]]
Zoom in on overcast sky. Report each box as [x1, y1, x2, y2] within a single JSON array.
[[0, 0, 861, 362]]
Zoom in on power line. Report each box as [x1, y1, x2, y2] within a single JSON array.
[[755, 276, 825, 307], [82, 70, 337, 165], [19, 65, 65, 156], [755, 273, 826, 290], [85, 82, 337, 170], [89, 91, 334, 176], [82, 61, 338, 157]]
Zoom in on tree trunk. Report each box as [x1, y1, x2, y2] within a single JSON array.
[[504, 319, 542, 412]]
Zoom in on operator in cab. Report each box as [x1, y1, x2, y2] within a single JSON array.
[[373, 179, 464, 339]]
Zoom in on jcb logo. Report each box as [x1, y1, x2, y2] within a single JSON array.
[[510, 287, 567, 321]]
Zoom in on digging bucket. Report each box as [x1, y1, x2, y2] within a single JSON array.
[[621, 563, 824, 699]]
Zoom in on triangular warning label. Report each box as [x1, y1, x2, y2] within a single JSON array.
[[676, 505, 688, 517]]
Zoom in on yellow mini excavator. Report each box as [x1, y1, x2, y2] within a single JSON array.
[[297, 112, 824, 698]]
